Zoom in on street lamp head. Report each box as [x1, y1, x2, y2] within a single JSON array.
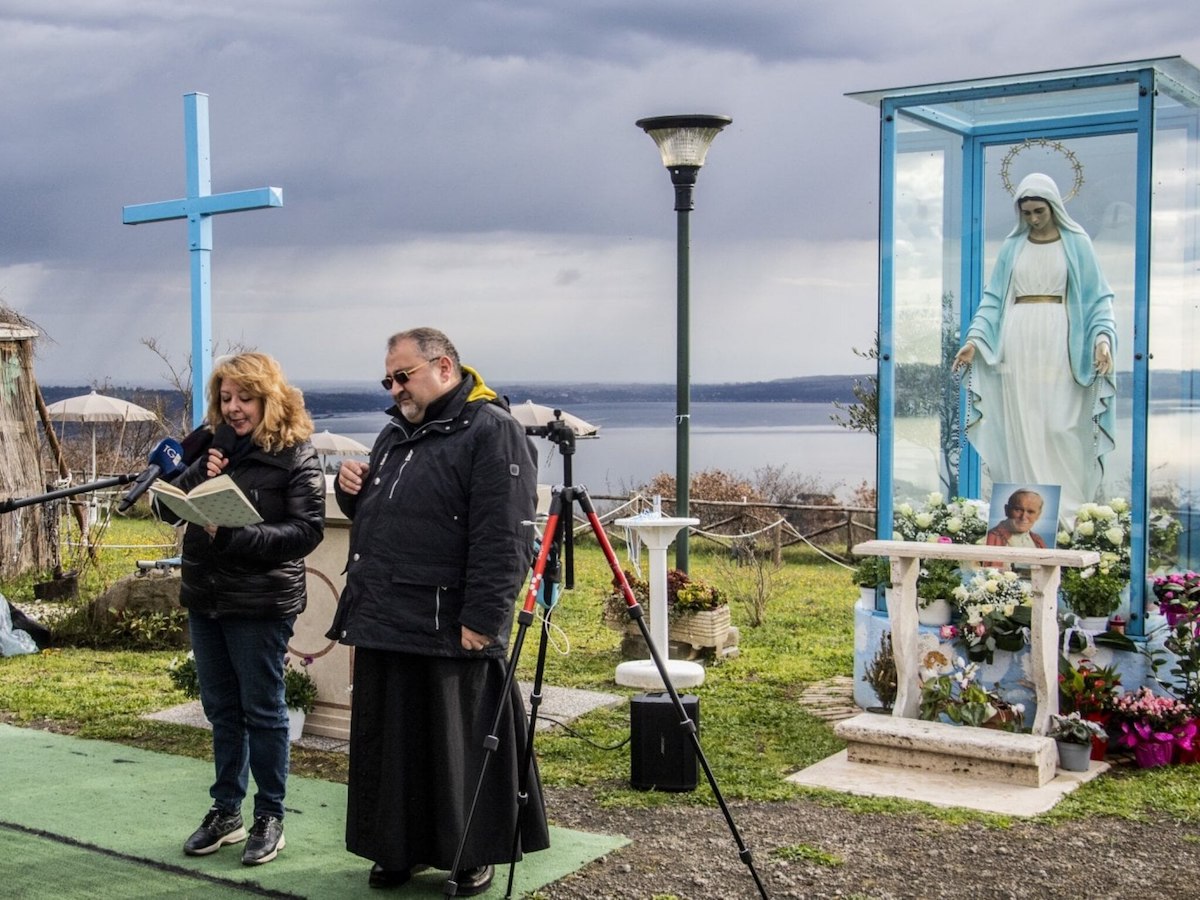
[[635, 114, 732, 168], [636, 114, 731, 211]]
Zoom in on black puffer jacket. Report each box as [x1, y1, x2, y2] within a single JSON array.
[[327, 374, 536, 658], [170, 428, 326, 620]]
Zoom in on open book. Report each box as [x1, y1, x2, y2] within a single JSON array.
[[150, 474, 263, 527]]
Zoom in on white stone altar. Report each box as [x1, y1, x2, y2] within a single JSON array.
[[288, 488, 352, 739], [852, 539, 1097, 735]]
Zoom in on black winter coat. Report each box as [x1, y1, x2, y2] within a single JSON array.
[[327, 376, 536, 658], [170, 428, 326, 620]]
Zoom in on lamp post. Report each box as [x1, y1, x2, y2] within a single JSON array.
[[635, 113, 731, 573]]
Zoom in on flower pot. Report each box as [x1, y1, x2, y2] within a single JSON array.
[[917, 597, 953, 627], [1132, 741, 1174, 769], [1083, 712, 1110, 761], [1172, 719, 1199, 764], [1164, 604, 1188, 627], [1056, 739, 1092, 772], [669, 605, 732, 650], [1174, 744, 1199, 765], [1077, 615, 1109, 633], [287, 708, 306, 743]]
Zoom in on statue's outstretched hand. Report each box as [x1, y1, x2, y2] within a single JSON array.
[[1094, 341, 1113, 376], [952, 343, 976, 375]]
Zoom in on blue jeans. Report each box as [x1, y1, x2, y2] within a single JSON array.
[[188, 613, 295, 819]]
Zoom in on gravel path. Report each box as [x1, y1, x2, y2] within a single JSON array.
[[537, 785, 1200, 899]]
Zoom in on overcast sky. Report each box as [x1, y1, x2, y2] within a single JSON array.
[[3, 1, 1200, 390]]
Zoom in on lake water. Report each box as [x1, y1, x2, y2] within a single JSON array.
[[311, 399, 1200, 510], [312, 401, 877, 499]]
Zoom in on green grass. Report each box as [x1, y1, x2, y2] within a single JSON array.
[[2, 515, 179, 605], [770, 844, 845, 866], [3, 522, 1200, 827]]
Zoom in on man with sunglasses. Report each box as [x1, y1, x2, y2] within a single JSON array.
[[327, 327, 549, 894]]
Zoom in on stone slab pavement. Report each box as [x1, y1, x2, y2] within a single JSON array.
[[146, 682, 625, 753]]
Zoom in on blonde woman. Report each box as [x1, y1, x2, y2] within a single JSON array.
[[167, 353, 325, 865]]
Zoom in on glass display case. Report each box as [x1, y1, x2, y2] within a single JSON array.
[[849, 58, 1200, 633]]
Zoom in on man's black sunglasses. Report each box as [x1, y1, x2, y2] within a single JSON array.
[[380, 358, 438, 390]]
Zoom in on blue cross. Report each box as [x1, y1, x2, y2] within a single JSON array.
[[123, 92, 282, 428]]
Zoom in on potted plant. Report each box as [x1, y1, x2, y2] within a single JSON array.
[[666, 572, 730, 650], [862, 631, 897, 712], [1057, 500, 1131, 629], [916, 558, 961, 626], [1143, 605, 1200, 763], [1060, 565, 1124, 630], [852, 555, 890, 607], [1058, 657, 1120, 760], [892, 492, 989, 544], [949, 568, 1033, 665], [1047, 712, 1106, 772], [166, 651, 200, 699], [918, 656, 1025, 731], [1110, 686, 1190, 768], [284, 656, 318, 742], [602, 568, 731, 654], [1150, 571, 1200, 625]]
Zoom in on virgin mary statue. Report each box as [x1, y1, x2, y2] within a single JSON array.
[[952, 172, 1117, 518]]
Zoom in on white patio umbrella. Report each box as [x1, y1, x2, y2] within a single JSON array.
[[510, 401, 599, 437], [44, 391, 158, 481], [310, 429, 371, 456], [310, 429, 370, 471]]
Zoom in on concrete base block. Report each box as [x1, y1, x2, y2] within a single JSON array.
[[789, 749, 1109, 817], [834, 713, 1057, 787]]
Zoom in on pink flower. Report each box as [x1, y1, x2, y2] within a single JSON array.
[[939, 625, 959, 640], [1173, 719, 1198, 753], [937, 536, 952, 544]]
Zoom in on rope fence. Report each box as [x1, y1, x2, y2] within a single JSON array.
[[583, 492, 878, 569]]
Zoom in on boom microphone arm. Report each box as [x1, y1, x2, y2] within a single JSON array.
[[0, 474, 139, 515]]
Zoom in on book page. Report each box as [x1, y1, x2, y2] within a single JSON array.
[[150, 485, 212, 527], [188, 478, 263, 527], [150, 475, 263, 527]]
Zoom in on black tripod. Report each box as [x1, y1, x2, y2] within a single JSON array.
[[444, 416, 769, 899]]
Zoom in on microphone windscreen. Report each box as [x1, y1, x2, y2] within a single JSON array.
[[148, 438, 186, 477], [212, 423, 239, 457], [179, 427, 213, 463]]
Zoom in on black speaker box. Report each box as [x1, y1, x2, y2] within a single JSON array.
[[629, 692, 699, 792]]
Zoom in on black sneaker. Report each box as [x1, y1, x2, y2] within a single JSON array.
[[241, 815, 286, 865], [183, 806, 246, 855]]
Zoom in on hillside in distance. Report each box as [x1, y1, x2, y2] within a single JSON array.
[[42, 368, 1200, 422], [39, 374, 868, 420]]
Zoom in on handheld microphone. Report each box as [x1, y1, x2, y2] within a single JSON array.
[[210, 423, 238, 471], [117, 438, 185, 513]]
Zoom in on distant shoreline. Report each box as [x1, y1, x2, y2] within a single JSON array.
[[38, 375, 869, 419], [39, 369, 1200, 421]]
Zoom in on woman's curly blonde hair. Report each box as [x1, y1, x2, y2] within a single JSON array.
[[204, 352, 313, 452]]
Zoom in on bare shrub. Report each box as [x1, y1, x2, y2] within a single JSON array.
[[641, 468, 773, 536]]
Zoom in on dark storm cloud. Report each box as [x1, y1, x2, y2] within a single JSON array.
[[1, 1, 1199, 385]]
